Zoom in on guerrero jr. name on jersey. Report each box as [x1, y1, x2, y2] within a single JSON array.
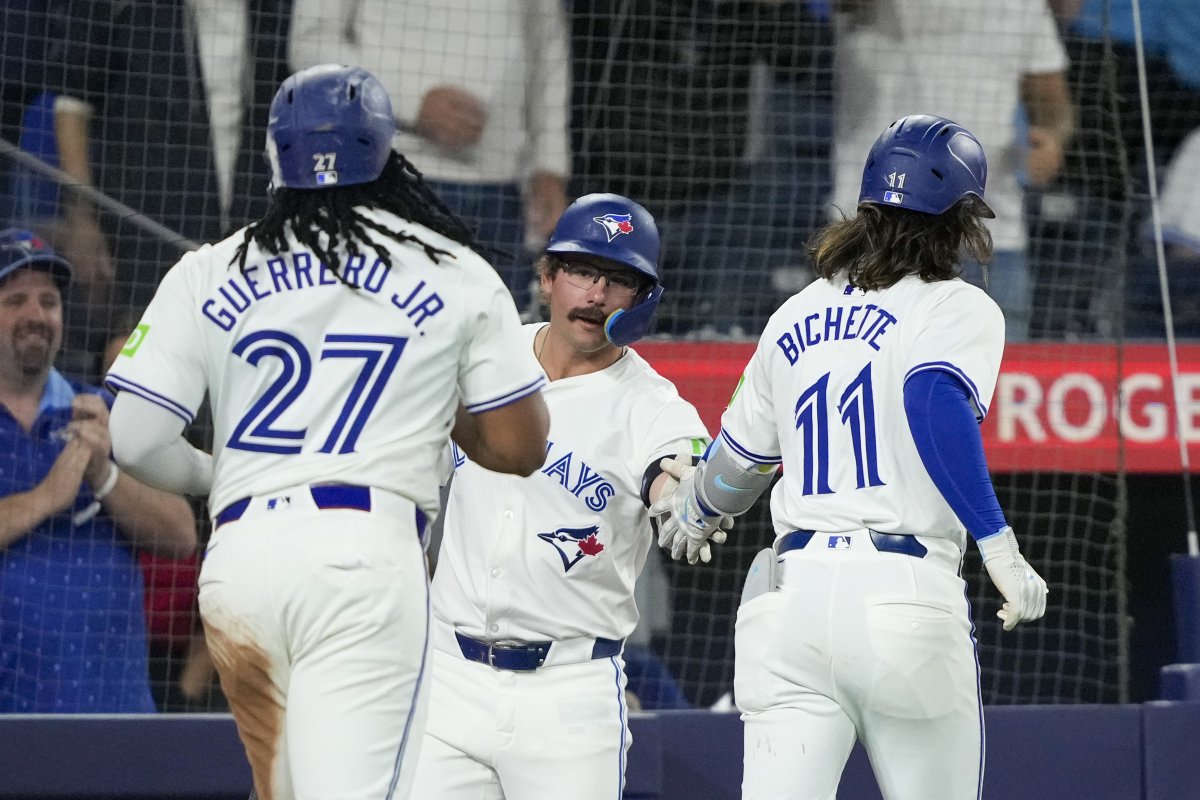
[[201, 254, 445, 333], [777, 302, 900, 363]]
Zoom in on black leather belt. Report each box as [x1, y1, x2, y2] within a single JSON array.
[[776, 529, 928, 559], [454, 631, 624, 671]]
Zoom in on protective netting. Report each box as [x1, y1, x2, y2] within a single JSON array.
[[7, 0, 1199, 713]]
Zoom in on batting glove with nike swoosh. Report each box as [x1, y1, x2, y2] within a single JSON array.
[[650, 456, 732, 565], [977, 526, 1048, 631]]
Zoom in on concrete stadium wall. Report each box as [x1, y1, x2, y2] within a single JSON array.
[[0, 705, 1196, 799]]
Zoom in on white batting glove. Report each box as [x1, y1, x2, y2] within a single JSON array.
[[650, 456, 731, 565], [977, 527, 1048, 631]]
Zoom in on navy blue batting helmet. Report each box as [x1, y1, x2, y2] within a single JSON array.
[[546, 193, 662, 346], [266, 64, 397, 190], [858, 115, 995, 218]]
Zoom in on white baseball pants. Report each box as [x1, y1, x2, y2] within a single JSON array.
[[736, 533, 983, 800], [409, 624, 631, 799], [199, 485, 431, 800]]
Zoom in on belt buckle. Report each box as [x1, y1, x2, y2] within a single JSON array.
[[485, 639, 522, 670]]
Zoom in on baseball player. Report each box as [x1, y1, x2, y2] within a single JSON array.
[[653, 115, 1049, 799], [409, 193, 711, 799], [104, 65, 550, 800]]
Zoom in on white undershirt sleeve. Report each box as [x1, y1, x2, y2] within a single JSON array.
[[110, 392, 214, 497]]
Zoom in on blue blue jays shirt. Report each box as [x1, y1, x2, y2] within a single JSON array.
[[0, 370, 154, 713]]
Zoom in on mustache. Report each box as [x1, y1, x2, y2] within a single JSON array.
[[568, 308, 607, 325]]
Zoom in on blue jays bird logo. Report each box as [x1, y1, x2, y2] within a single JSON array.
[[593, 214, 635, 242], [537, 525, 606, 573]]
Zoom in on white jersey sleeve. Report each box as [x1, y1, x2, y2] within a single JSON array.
[[903, 284, 1005, 420], [105, 250, 209, 423], [458, 271, 546, 412], [718, 345, 783, 466], [641, 401, 711, 472]]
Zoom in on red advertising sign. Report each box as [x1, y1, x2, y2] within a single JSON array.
[[636, 341, 1200, 473]]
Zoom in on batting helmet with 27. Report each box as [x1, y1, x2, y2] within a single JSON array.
[[266, 64, 397, 191], [858, 114, 995, 218]]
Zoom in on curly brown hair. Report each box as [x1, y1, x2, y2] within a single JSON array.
[[807, 200, 993, 291]]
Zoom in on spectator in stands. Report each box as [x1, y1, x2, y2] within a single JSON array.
[[1127, 126, 1200, 338], [289, 0, 570, 315], [186, 0, 295, 233], [0, 230, 196, 713], [829, 0, 1075, 340], [1062, 0, 1200, 191], [1161, 0, 1200, 154], [570, 0, 833, 338], [0, 0, 121, 289]]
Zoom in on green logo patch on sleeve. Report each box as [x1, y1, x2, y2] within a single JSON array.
[[120, 323, 150, 357], [727, 374, 746, 407]]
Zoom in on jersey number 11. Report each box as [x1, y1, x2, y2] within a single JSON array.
[[794, 363, 885, 496]]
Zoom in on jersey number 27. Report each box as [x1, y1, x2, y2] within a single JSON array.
[[227, 330, 407, 455]]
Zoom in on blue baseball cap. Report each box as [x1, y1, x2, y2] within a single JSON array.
[[0, 229, 73, 290]]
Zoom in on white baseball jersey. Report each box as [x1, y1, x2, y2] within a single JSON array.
[[106, 207, 544, 518], [106, 209, 543, 800], [731, 274, 1001, 800], [432, 323, 709, 643], [721, 273, 1004, 552]]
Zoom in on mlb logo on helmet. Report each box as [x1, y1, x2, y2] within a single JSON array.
[[593, 213, 634, 242], [316, 171, 339, 186], [883, 190, 904, 205]]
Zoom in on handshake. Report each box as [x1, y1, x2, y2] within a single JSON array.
[[649, 456, 734, 565]]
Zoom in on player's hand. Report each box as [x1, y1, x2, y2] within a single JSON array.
[[650, 457, 732, 565], [416, 86, 487, 150], [68, 394, 113, 487], [978, 527, 1048, 631], [651, 455, 689, 543]]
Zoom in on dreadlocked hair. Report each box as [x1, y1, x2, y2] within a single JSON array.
[[808, 200, 993, 291], [230, 152, 482, 280]]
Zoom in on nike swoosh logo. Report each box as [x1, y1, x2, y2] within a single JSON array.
[[714, 474, 752, 493]]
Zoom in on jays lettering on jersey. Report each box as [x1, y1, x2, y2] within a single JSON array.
[[105, 208, 544, 518], [433, 324, 708, 643], [720, 274, 1004, 551]]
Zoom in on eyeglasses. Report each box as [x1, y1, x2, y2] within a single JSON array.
[[558, 261, 643, 298]]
